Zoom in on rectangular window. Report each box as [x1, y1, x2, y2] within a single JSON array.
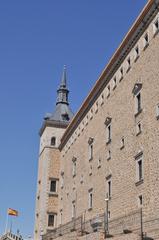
[[153, 18, 159, 35], [135, 92, 142, 114], [120, 67, 123, 81], [72, 201, 76, 218], [138, 195, 143, 207], [135, 46, 139, 61], [138, 159, 143, 181], [136, 122, 142, 135], [101, 94, 104, 105], [107, 150, 111, 160], [108, 180, 112, 199], [50, 180, 57, 193], [127, 57, 131, 71], [72, 160, 76, 177], [107, 124, 111, 143], [136, 155, 143, 183], [88, 189, 93, 209], [89, 144, 93, 160], [113, 77, 117, 89], [143, 33, 149, 49], [48, 214, 55, 227], [120, 137, 125, 149]]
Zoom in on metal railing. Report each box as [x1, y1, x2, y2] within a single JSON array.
[[0, 232, 23, 240], [43, 209, 143, 240]]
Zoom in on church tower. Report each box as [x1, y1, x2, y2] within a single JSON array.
[[34, 67, 73, 240]]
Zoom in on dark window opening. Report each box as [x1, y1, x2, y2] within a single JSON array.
[[138, 160, 143, 181], [50, 180, 57, 192], [48, 214, 55, 227], [51, 137, 56, 146], [62, 113, 69, 121], [136, 93, 141, 113]]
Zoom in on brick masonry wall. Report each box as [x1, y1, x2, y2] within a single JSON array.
[[58, 10, 159, 240], [34, 125, 66, 240]]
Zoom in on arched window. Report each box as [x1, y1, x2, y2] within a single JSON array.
[[51, 137, 56, 146]]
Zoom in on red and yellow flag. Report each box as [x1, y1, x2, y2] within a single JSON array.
[[8, 208, 18, 216]]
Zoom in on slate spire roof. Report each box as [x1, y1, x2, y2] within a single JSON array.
[[44, 66, 74, 124]]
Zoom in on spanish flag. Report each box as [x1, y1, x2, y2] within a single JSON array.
[[8, 208, 18, 216]]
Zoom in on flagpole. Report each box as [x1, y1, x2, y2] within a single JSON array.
[[10, 218, 13, 233], [5, 210, 9, 234]]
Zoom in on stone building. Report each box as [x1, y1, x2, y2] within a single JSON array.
[[34, 0, 159, 239]]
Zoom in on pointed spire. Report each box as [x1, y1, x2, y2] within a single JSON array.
[[56, 66, 69, 105], [60, 65, 67, 88]]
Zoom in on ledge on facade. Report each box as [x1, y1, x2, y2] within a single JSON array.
[[134, 108, 143, 118], [39, 119, 68, 137], [135, 179, 144, 186], [48, 192, 58, 197]]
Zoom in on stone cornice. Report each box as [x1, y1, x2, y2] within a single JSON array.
[[39, 119, 68, 137], [59, 0, 159, 151]]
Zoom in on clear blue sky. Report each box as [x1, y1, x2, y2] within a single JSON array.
[[0, 0, 147, 238]]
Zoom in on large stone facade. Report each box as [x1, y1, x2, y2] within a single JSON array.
[[35, 1, 159, 240]]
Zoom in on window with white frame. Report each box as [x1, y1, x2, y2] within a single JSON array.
[[88, 137, 94, 160], [105, 117, 112, 144], [101, 94, 104, 105], [132, 83, 142, 115], [153, 17, 159, 35], [127, 57, 131, 71], [88, 189, 93, 209], [72, 157, 77, 177], [136, 121, 142, 135], [136, 92, 142, 114], [97, 158, 101, 168], [143, 33, 149, 49], [119, 67, 123, 81], [135, 45, 139, 61], [120, 137, 125, 149], [156, 104, 159, 119], [106, 176, 112, 199], [50, 179, 57, 193], [135, 153, 143, 183], [89, 165, 93, 176], [107, 149, 111, 160], [107, 124, 111, 143], [72, 201, 76, 218], [113, 77, 117, 89], [48, 213, 56, 227], [95, 101, 98, 113]]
